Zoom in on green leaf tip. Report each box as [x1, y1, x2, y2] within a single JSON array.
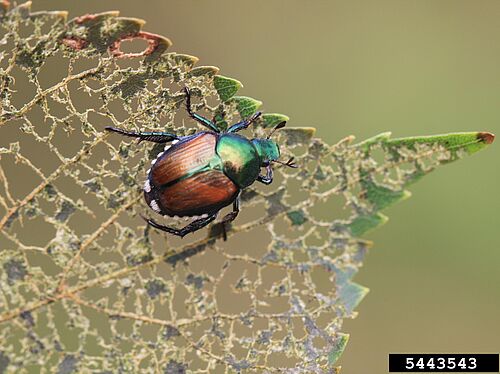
[[328, 333, 350, 366], [231, 96, 263, 118], [349, 212, 389, 236], [386, 131, 495, 158], [360, 171, 412, 211], [338, 281, 369, 314], [214, 75, 243, 102], [262, 113, 290, 128]]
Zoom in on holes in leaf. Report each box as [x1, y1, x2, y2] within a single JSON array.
[[117, 38, 149, 56]]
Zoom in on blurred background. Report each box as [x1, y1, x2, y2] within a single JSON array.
[[30, 0, 500, 372]]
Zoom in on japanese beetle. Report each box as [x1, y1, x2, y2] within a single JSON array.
[[105, 87, 296, 237]]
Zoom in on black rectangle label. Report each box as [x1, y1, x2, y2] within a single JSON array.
[[389, 354, 499, 372]]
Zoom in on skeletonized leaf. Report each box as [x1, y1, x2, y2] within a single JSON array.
[[0, 3, 494, 373]]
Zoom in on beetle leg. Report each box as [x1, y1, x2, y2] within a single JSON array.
[[219, 196, 240, 241], [220, 196, 240, 225], [141, 213, 217, 238], [184, 87, 220, 133], [257, 165, 273, 185], [227, 111, 262, 133], [105, 126, 179, 144]]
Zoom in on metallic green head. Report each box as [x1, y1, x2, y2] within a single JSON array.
[[252, 138, 280, 166]]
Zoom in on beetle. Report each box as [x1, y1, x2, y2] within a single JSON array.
[[105, 87, 296, 238]]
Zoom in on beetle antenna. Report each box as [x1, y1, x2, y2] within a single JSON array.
[[267, 121, 287, 139], [272, 157, 298, 169]]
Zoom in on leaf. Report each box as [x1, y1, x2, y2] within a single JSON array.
[[214, 75, 243, 102], [328, 333, 350, 366], [262, 113, 291, 128], [338, 282, 369, 315], [186, 66, 220, 78], [231, 96, 263, 118], [0, 3, 494, 373], [349, 212, 389, 237]]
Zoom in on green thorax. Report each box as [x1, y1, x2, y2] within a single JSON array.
[[216, 134, 260, 188]]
